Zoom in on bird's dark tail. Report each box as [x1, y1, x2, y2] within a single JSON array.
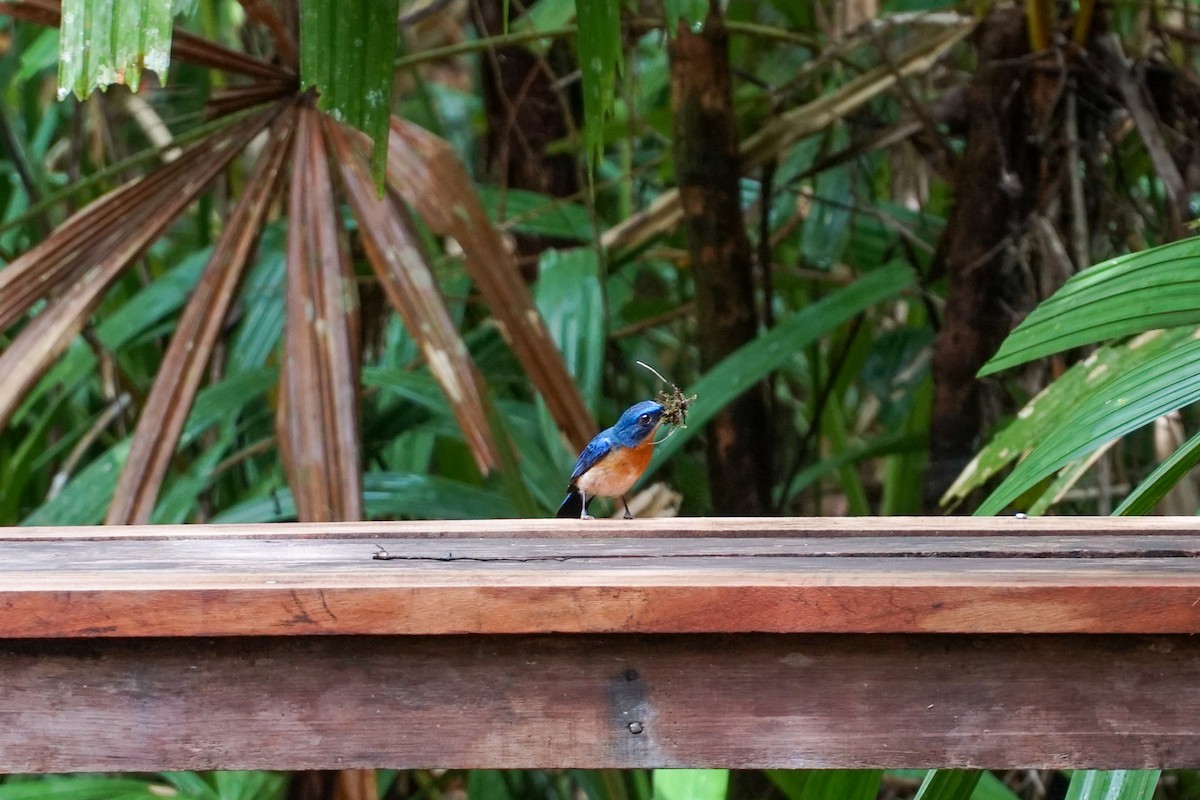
[[556, 487, 591, 518]]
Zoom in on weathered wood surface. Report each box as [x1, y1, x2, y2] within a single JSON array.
[[3, 518, 1200, 770], [2, 633, 1198, 771], [9, 515, 1200, 539], [3, 517, 1200, 637]]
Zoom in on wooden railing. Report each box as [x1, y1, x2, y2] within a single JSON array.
[[3, 517, 1199, 771]]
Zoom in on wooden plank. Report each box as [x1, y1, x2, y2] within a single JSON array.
[[2, 531, 1200, 636], [8, 515, 1200, 541], [5, 533, 1200, 566], [2, 633, 1197, 771]]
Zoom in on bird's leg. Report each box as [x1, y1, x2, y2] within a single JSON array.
[[622, 495, 633, 520], [580, 491, 592, 520]]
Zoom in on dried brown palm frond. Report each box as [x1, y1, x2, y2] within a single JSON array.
[[0, 101, 286, 432], [386, 117, 596, 451], [106, 106, 297, 525], [327, 119, 500, 473], [278, 106, 364, 523]]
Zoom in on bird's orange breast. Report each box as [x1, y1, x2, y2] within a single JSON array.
[[575, 439, 655, 498]]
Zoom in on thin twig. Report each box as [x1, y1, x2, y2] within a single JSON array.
[[47, 393, 132, 501]]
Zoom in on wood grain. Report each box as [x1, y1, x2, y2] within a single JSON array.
[[1, 523, 1199, 636], [4, 519, 1200, 771], [9, 515, 1200, 540], [2, 633, 1197, 771]]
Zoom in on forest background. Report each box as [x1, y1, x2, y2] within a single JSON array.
[[1, 0, 1199, 798]]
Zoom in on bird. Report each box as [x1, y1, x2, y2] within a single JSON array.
[[557, 400, 666, 519]]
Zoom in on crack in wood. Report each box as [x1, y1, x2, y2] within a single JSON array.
[[371, 547, 1200, 563]]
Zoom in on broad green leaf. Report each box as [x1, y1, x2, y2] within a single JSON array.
[[1064, 770, 1160, 800], [367, 369, 546, 515], [210, 771, 287, 800], [213, 472, 515, 522], [210, 487, 296, 523], [228, 223, 287, 373], [151, 423, 237, 523], [96, 246, 210, 347], [780, 431, 924, 506], [58, 0, 175, 100], [365, 366, 458, 414], [576, 0, 623, 167], [0, 389, 71, 524], [823, 395, 870, 514], [22, 438, 130, 526], [300, 0, 400, 187], [981, 236, 1200, 375], [977, 328, 1200, 515], [534, 247, 604, 498], [944, 327, 1193, 507], [653, 770, 728, 800], [914, 770, 982, 800], [13, 249, 209, 427], [767, 769, 882, 800], [468, 771, 514, 800], [21, 369, 276, 526], [514, 0, 576, 34], [497, 398, 572, 513], [646, 263, 915, 478], [663, 0, 708, 31], [536, 247, 605, 411], [477, 187, 593, 241], [886, 771, 1017, 800], [971, 772, 1021, 800], [0, 777, 178, 800], [180, 368, 277, 443], [18, 29, 60, 81], [800, 126, 853, 270], [365, 471, 516, 518], [1114, 427, 1200, 515], [1025, 447, 1108, 516], [159, 771, 218, 800], [881, 374, 932, 515]]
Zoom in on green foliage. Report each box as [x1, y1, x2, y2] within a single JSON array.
[[982, 237, 1200, 376], [58, 0, 175, 99], [652, 770, 728, 800], [1064, 771, 1161, 800], [576, 0, 623, 167], [662, 0, 708, 31], [913, 770, 983, 800], [947, 327, 1193, 511], [965, 237, 1200, 515], [300, 0, 401, 186], [0, 772, 286, 800], [1114, 428, 1200, 515], [974, 328, 1200, 515], [478, 187, 594, 241], [536, 247, 606, 412], [767, 769, 881, 800], [647, 263, 915, 479]]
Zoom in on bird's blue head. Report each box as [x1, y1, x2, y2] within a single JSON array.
[[609, 400, 665, 448]]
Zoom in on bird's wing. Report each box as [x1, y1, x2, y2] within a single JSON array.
[[569, 434, 613, 484]]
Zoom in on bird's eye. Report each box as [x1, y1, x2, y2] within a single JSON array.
[[639, 413, 650, 424]]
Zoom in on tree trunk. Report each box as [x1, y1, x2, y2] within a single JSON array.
[[670, 2, 772, 515], [924, 9, 1044, 509]]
